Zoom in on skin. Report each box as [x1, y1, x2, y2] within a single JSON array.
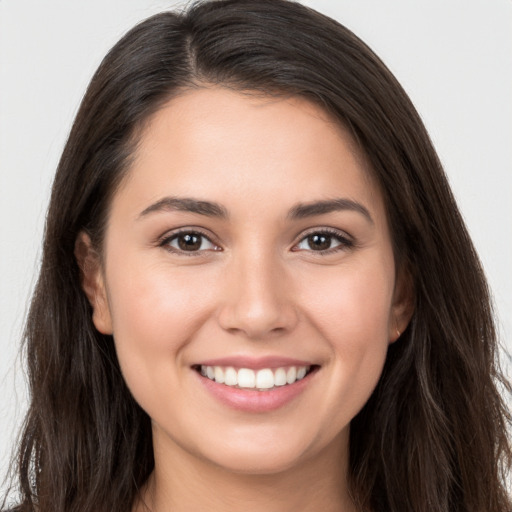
[[77, 87, 412, 512]]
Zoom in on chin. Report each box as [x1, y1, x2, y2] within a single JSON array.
[[207, 447, 309, 476], [186, 425, 343, 477]]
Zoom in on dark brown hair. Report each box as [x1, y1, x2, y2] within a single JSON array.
[[3, 1, 511, 511]]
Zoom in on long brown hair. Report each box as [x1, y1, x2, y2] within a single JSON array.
[[3, 1, 511, 511]]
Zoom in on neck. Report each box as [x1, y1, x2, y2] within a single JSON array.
[[134, 429, 356, 512]]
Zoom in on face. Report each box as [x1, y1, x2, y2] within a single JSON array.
[[79, 88, 411, 476]]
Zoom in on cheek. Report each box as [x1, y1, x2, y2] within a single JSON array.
[[108, 260, 213, 342], [297, 258, 394, 412], [300, 257, 394, 340], [104, 257, 217, 396]]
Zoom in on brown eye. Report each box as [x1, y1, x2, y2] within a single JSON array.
[[294, 230, 352, 253], [165, 232, 218, 253], [178, 233, 202, 251], [306, 234, 332, 251]]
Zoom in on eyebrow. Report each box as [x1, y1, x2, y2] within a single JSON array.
[[138, 197, 228, 219], [138, 196, 373, 224], [287, 198, 374, 224]]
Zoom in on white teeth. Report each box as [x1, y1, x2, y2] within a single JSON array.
[[224, 367, 237, 386], [214, 366, 224, 384], [286, 366, 297, 384], [199, 364, 311, 390], [296, 367, 307, 380], [255, 369, 274, 389], [237, 368, 255, 388], [274, 368, 287, 386]]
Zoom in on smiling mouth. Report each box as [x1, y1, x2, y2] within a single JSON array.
[[192, 365, 319, 391]]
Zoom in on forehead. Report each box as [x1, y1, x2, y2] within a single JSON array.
[[114, 87, 384, 222]]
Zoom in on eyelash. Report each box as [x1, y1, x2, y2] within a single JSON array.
[[159, 227, 354, 256], [159, 228, 220, 257], [292, 228, 354, 255]]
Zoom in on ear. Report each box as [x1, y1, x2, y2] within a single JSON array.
[[389, 266, 415, 343], [74, 231, 113, 335]]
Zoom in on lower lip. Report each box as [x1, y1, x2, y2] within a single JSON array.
[[195, 370, 317, 413]]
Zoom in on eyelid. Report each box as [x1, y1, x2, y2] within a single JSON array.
[[158, 227, 222, 255], [156, 225, 354, 256], [291, 227, 354, 253]]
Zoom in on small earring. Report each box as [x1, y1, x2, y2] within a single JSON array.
[[396, 328, 401, 338]]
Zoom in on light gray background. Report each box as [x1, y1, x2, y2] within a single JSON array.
[[1, 0, 511, 493]]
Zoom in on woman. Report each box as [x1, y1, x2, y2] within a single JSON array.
[[3, 0, 510, 511]]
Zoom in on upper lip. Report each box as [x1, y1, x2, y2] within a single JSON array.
[[194, 356, 317, 370]]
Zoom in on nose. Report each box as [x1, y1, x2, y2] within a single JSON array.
[[217, 250, 299, 340]]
